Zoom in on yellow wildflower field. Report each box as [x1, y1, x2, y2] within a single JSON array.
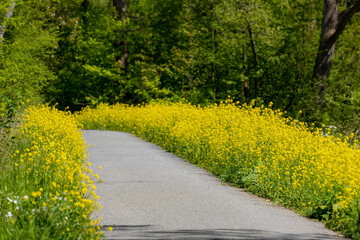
[[0, 105, 102, 239], [77, 100, 360, 238]]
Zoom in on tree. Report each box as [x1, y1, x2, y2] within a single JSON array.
[[124, 0, 184, 102], [324, 13, 360, 136], [47, 0, 128, 110], [258, 0, 322, 114], [113, 0, 128, 70], [313, 0, 360, 110], [0, 0, 59, 116], [168, 0, 220, 101]]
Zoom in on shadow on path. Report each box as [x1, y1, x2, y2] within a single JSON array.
[[102, 224, 341, 240]]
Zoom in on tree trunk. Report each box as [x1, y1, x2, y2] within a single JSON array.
[[211, 27, 216, 100], [313, 0, 360, 110], [0, 1, 16, 43], [113, 0, 127, 20], [242, 53, 250, 99], [113, 0, 128, 70], [312, 0, 337, 109], [247, 22, 259, 98], [81, 0, 90, 25]]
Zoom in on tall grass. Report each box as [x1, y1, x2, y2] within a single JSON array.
[[0, 116, 17, 169], [76, 100, 360, 239]]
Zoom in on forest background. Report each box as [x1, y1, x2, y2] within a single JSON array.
[[1, 0, 360, 137]]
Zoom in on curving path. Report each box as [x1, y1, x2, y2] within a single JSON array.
[[83, 130, 344, 240]]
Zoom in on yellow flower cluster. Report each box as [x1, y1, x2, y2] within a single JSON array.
[[4, 105, 101, 239], [76, 100, 360, 238]]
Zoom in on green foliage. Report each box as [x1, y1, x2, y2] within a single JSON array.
[[48, 0, 124, 110], [2, 0, 360, 135], [254, 0, 322, 114], [47, 0, 177, 110], [326, 14, 360, 136], [0, 0, 58, 117]]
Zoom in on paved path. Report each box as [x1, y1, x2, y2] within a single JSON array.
[[83, 130, 344, 240]]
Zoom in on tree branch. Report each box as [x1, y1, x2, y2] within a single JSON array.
[[329, 1, 360, 47]]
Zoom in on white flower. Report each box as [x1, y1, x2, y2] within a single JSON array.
[[6, 212, 12, 218], [16, 206, 19, 210], [13, 200, 17, 204], [7, 197, 13, 203], [23, 196, 28, 200]]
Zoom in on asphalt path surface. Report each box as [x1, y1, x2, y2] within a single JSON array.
[[83, 130, 344, 240]]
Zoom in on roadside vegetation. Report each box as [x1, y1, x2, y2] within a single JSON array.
[[0, 104, 102, 239], [76, 100, 360, 239], [1, 0, 360, 238]]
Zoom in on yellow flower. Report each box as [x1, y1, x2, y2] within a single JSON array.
[[81, 187, 88, 195], [31, 191, 41, 198]]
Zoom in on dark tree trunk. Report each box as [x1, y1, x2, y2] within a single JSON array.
[[242, 53, 250, 100], [247, 22, 259, 98], [113, 0, 127, 20], [211, 27, 216, 101], [81, 0, 90, 25], [0, 1, 16, 43], [113, 0, 128, 70], [313, 1, 337, 81], [313, 0, 360, 110]]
